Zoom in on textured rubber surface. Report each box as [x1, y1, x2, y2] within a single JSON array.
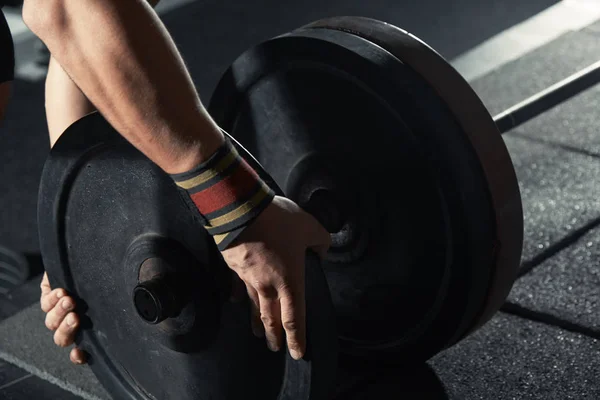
[[429, 20, 600, 399], [503, 135, 600, 265], [430, 312, 600, 399], [472, 22, 600, 157], [471, 27, 600, 116], [509, 226, 600, 334], [0, 304, 109, 400]]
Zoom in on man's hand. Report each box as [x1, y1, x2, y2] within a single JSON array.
[[40, 272, 87, 365], [221, 196, 331, 360], [39, 195, 329, 364]]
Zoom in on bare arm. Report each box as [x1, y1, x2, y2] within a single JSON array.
[[23, 0, 223, 174]]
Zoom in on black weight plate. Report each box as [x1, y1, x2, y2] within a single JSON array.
[[37, 112, 338, 400], [301, 16, 524, 346], [208, 18, 522, 362]]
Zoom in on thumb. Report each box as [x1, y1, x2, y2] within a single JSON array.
[[40, 272, 51, 295]]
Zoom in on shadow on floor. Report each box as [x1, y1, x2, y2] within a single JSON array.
[[335, 358, 448, 399]]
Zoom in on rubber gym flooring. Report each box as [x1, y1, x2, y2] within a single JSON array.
[[2, 0, 600, 398]]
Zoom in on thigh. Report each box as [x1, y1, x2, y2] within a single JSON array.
[[45, 57, 96, 147]]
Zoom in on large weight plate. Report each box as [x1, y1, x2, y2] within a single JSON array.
[[208, 17, 523, 362], [37, 113, 338, 399]]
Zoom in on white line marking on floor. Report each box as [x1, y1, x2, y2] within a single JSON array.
[[0, 373, 32, 391], [0, 351, 106, 400], [4, 9, 28, 43], [451, 0, 600, 82]]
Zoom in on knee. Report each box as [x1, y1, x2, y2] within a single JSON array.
[[22, 0, 67, 39]]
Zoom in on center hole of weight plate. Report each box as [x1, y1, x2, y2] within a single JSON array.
[[304, 188, 346, 233]]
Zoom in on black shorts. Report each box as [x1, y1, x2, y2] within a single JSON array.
[[0, 8, 15, 83]]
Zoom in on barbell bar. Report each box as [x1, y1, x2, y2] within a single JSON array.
[[494, 59, 600, 134]]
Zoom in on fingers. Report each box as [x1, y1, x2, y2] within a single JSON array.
[[279, 280, 306, 360], [40, 287, 68, 313], [54, 311, 87, 366], [70, 347, 87, 365], [53, 312, 79, 347], [40, 272, 69, 314], [40, 272, 85, 366], [45, 295, 75, 331], [257, 284, 283, 353], [246, 284, 264, 338]]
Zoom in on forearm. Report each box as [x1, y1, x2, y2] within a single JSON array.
[[23, 0, 224, 173]]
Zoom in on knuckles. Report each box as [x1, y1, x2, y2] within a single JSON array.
[[260, 315, 278, 329], [282, 320, 298, 333], [254, 281, 275, 297]]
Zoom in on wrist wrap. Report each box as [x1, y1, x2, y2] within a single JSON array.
[[171, 139, 275, 251]]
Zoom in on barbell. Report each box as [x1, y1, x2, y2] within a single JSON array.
[[37, 16, 599, 400]]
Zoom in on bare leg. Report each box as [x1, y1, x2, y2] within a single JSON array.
[[45, 57, 96, 148]]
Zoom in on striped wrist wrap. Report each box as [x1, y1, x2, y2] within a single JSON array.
[[171, 139, 275, 251]]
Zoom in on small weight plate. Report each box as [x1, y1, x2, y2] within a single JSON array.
[[37, 112, 338, 399], [208, 17, 523, 362]]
